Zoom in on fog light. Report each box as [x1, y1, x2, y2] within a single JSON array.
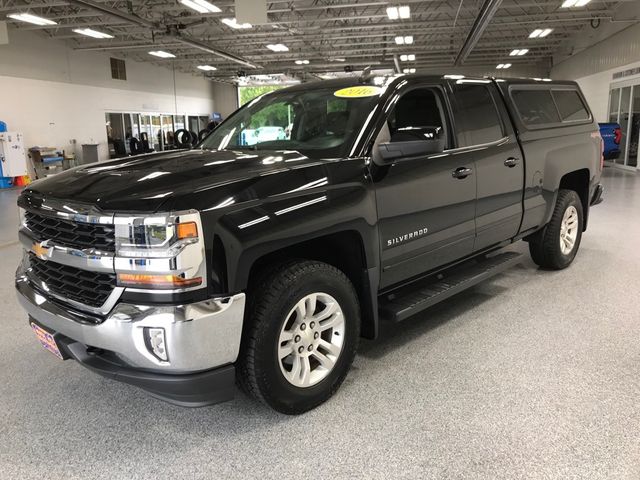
[[145, 327, 168, 361]]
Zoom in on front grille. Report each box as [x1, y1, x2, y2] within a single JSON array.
[[25, 211, 115, 252], [28, 254, 116, 308]]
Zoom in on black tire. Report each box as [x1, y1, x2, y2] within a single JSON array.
[[528, 189, 583, 269], [190, 131, 199, 146], [174, 129, 192, 148], [237, 260, 360, 414], [198, 129, 210, 142]]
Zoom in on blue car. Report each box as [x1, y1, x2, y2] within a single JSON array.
[[599, 122, 621, 160]]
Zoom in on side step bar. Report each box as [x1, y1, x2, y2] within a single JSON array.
[[379, 251, 523, 323]]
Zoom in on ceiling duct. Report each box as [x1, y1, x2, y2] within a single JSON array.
[[454, 0, 503, 66], [66, 0, 259, 68]]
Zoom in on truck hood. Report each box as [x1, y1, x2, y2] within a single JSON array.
[[23, 149, 328, 212]]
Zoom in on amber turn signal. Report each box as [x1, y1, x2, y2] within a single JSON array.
[[118, 273, 202, 288], [176, 221, 198, 239]]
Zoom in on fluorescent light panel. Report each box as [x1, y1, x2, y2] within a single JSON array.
[[149, 50, 176, 58], [529, 28, 552, 38], [561, 0, 591, 7], [295, 59, 309, 65], [197, 65, 217, 71], [180, 0, 220, 13], [266, 43, 289, 52], [221, 17, 252, 29], [403, 68, 416, 74], [387, 5, 410, 20], [7, 13, 56, 25], [496, 63, 511, 69], [400, 54, 416, 61], [395, 35, 414, 45], [73, 28, 114, 39], [509, 48, 529, 56]]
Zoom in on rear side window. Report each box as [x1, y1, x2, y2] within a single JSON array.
[[511, 90, 560, 126], [552, 90, 589, 121], [452, 84, 504, 146]]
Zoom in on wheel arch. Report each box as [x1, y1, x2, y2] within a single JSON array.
[[245, 230, 379, 339], [558, 168, 590, 231]]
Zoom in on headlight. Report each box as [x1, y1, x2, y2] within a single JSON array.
[[114, 210, 206, 290], [115, 215, 198, 258]]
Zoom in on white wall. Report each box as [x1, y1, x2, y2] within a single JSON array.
[[551, 23, 640, 122], [0, 28, 238, 162], [563, 60, 640, 122]]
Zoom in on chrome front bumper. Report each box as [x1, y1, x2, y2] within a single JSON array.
[[16, 267, 246, 374]]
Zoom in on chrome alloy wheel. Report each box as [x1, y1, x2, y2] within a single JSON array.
[[559, 205, 579, 255], [278, 292, 345, 388]]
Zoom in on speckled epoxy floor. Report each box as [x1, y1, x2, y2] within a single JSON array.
[[1, 168, 639, 479]]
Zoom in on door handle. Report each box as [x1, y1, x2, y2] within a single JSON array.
[[504, 157, 519, 168], [452, 167, 473, 179]]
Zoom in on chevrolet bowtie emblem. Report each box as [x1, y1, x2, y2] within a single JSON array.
[[31, 241, 51, 259]]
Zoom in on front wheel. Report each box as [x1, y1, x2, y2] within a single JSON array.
[[528, 189, 583, 270], [237, 260, 360, 414]]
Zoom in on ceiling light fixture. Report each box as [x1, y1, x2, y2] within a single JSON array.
[[197, 65, 217, 71], [221, 17, 252, 29], [398, 6, 411, 18], [496, 63, 511, 69], [561, 0, 591, 7], [294, 59, 310, 65], [331, 58, 346, 62], [403, 68, 416, 74], [509, 48, 529, 56], [266, 43, 289, 52], [395, 35, 414, 45], [387, 5, 410, 20], [72, 28, 114, 39], [179, 0, 220, 13], [400, 54, 416, 61], [530, 28, 553, 38], [149, 50, 176, 58], [7, 13, 56, 26]]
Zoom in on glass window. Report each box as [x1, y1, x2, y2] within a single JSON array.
[[387, 88, 447, 146], [628, 85, 639, 168], [201, 87, 379, 159], [453, 83, 503, 146], [511, 89, 561, 126], [552, 90, 589, 121], [618, 87, 631, 165], [609, 89, 620, 123]]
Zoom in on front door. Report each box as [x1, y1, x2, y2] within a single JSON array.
[[373, 85, 477, 289]]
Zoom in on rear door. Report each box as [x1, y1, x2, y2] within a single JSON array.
[[373, 82, 476, 289], [448, 79, 524, 250]]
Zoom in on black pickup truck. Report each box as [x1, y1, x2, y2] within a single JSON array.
[[16, 74, 603, 414]]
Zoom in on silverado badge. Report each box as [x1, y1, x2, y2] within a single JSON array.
[[386, 227, 429, 249]]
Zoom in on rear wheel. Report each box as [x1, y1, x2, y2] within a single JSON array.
[[528, 189, 583, 269], [237, 260, 360, 414]]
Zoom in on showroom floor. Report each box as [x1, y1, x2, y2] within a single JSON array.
[[1, 167, 639, 479]]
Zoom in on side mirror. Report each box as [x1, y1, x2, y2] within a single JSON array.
[[377, 138, 445, 164]]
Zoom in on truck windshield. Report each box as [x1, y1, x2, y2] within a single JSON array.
[[200, 87, 381, 159]]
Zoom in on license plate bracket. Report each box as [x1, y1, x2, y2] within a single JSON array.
[[30, 320, 69, 360]]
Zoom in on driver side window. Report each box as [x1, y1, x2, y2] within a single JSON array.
[[388, 87, 448, 148]]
